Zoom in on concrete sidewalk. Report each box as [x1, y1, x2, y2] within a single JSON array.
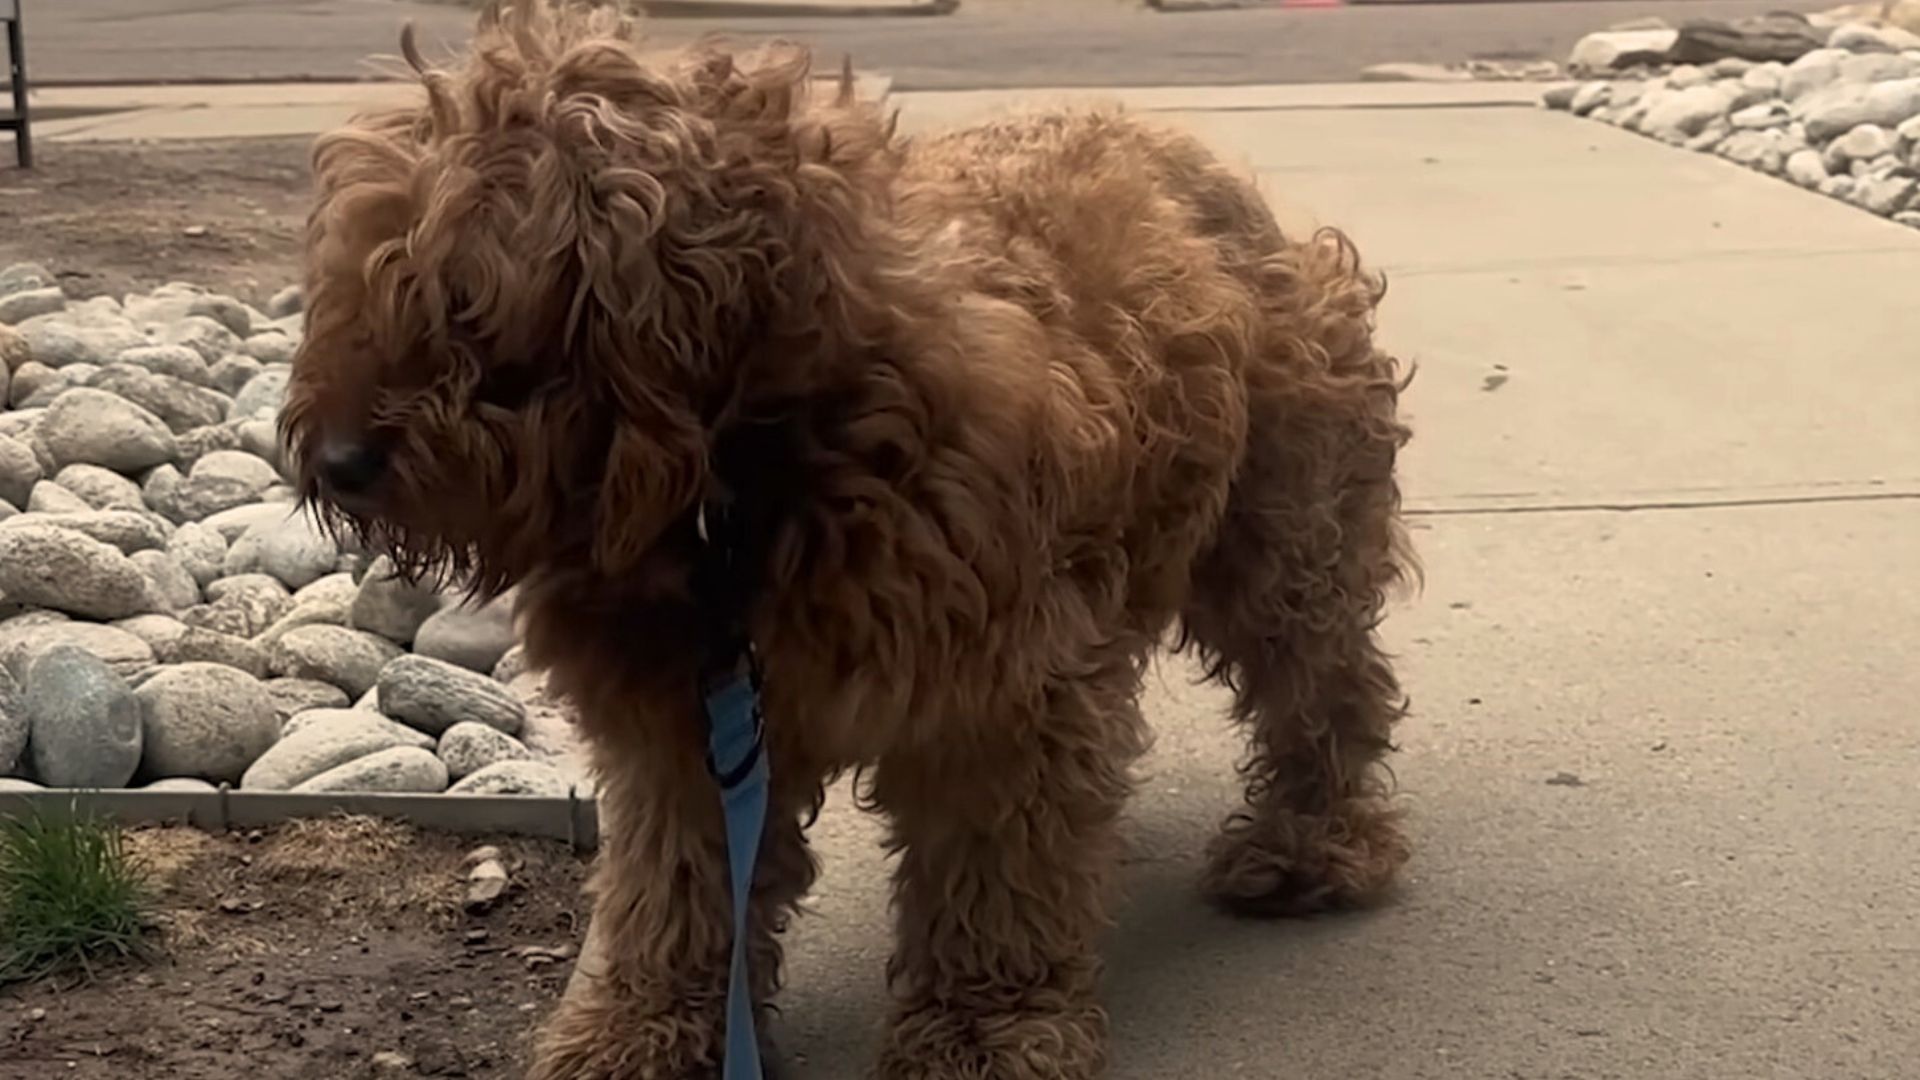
[[756, 90, 1920, 1078]]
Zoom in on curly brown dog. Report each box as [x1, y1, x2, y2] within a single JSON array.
[[282, 4, 1415, 1077]]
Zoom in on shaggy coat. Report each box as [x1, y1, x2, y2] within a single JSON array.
[[283, 5, 1415, 1077]]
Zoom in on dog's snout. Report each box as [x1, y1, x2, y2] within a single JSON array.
[[317, 438, 388, 496]]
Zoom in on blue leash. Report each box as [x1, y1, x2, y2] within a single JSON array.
[[705, 660, 769, 1080]]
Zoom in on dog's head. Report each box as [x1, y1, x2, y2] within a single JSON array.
[[282, 3, 896, 595]]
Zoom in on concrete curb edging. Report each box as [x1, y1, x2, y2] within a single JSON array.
[[0, 787, 602, 852]]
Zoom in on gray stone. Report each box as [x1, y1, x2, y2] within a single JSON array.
[[264, 677, 350, 725], [436, 721, 533, 780], [202, 501, 298, 544], [0, 262, 54, 297], [171, 422, 247, 471], [1856, 173, 1919, 213], [1838, 51, 1920, 83], [292, 745, 448, 794], [1896, 209, 1920, 226], [0, 523, 156, 620], [116, 345, 213, 388], [154, 316, 241, 365], [186, 296, 253, 339], [187, 574, 292, 639], [240, 708, 423, 790], [38, 388, 178, 473], [1799, 78, 1920, 140], [348, 557, 444, 645], [1830, 22, 1920, 55], [110, 614, 190, 660], [239, 334, 296, 365], [1787, 147, 1832, 186], [223, 513, 338, 590], [130, 549, 201, 612], [413, 595, 517, 674], [1569, 29, 1679, 74], [9, 361, 72, 409], [162, 627, 268, 678], [492, 644, 530, 684], [379, 653, 527, 737], [0, 510, 170, 555], [166, 522, 229, 588], [0, 322, 27, 371], [1783, 48, 1848, 100], [0, 620, 156, 683], [22, 484, 93, 523], [53, 464, 145, 512], [256, 575, 357, 650], [1741, 60, 1786, 94], [83, 364, 230, 435], [1710, 57, 1754, 79], [236, 420, 283, 474], [1642, 84, 1739, 141], [133, 662, 276, 783], [1820, 173, 1860, 198], [280, 706, 432, 750], [21, 319, 149, 370], [1570, 81, 1612, 116], [23, 645, 142, 788], [1667, 64, 1711, 89], [142, 777, 218, 793], [0, 434, 39, 507], [268, 624, 402, 698], [1731, 101, 1792, 129], [1542, 83, 1579, 110], [0, 665, 24, 776], [228, 368, 289, 424], [208, 354, 264, 397], [0, 287, 67, 326], [1670, 13, 1826, 65], [1719, 129, 1788, 172], [1825, 122, 1900, 171], [447, 759, 568, 797], [266, 286, 304, 320]]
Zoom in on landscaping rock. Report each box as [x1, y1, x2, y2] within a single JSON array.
[[241, 709, 424, 790], [349, 557, 444, 644], [23, 645, 142, 788], [38, 387, 178, 473], [166, 522, 229, 588], [0, 523, 156, 619], [447, 759, 568, 797], [1, 509, 171, 555], [134, 662, 277, 782], [0, 620, 156, 683], [379, 654, 527, 737], [437, 721, 534, 781], [0, 666, 24, 776], [1670, 14, 1826, 66], [53, 463, 145, 511], [223, 512, 338, 590], [1570, 29, 1679, 74], [117, 344, 214, 387], [187, 575, 291, 638], [164, 626, 269, 678], [228, 368, 289, 424], [83, 365, 229, 434], [291, 746, 449, 794], [268, 624, 403, 698], [412, 595, 516, 674], [0, 434, 42, 507], [264, 677, 350, 725], [131, 549, 202, 612]]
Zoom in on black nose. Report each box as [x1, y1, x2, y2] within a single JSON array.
[[317, 438, 388, 496]]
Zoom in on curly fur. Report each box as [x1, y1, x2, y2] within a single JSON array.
[[282, 4, 1416, 1077]]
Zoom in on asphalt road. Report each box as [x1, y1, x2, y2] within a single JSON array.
[[25, 0, 1828, 88]]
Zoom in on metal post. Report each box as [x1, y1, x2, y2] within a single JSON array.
[[4, 0, 29, 168]]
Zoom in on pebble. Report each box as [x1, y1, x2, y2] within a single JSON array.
[[24, 479, 87, 514], [0, 619, 155, 682], [188, 574, 292, 638], [348, 556, 445, 645], [166, 522, 229, 587], [264, 677, 351, 725], [0, 287, 68, 326], [1, 509, 172, 555], [0, 665, 24, 776], [223, 512, 339, 590], [227, 368, 289, 424], [131, 549, 203, 611], [164, 626, 269, 678], [54, 463, 146, 511], [465, 857, 511, 910], [117, 344, 214, 388], [83, 364, 230, 434], [0, 434, 38, 507]]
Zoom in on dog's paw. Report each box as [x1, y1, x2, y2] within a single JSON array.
[[1201, 799, 1409, 917], [529, 996, 735, 1080], [873, 1002, 1106, 1080]]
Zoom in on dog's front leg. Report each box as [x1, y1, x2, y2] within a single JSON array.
[[870, 672, 1147, 1080], [532, 731, 816, 1080]]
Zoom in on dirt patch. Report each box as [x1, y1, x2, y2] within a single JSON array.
[[0, 817, 592, 1079], [0, 138, 313, 305]]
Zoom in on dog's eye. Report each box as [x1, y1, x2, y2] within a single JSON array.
[[472, 365, 542, 410]]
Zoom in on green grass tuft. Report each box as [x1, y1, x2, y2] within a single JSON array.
[[0, 809, 154, 984]]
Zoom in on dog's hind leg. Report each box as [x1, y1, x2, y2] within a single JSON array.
[[1178, 234, 1415, 917], [867, 650, 1150, 1080]]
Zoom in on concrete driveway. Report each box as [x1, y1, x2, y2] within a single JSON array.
[[765, 91, 1920, 1078]]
